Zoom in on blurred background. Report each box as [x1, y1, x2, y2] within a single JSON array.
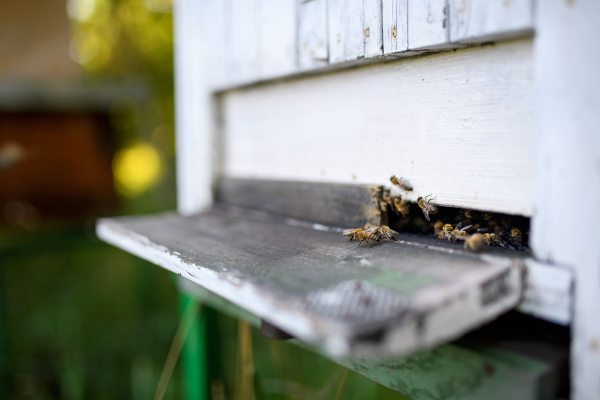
[[0, 1, 409, 398]]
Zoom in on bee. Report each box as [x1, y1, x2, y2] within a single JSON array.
[[380, 189, 393, 212], [483, 233, 507, 248], [509, 228, 522, 245], [377, 225, 399, 242], [464, 210, 475, 219], [450, 224, 471, 242], [433, 220, 444, 236], [438, 223, 454, 240], [364, 226, 383, 247], [391, 196, 409, 217], [417, 194, 438, 221], [390, 175, 413, 192], [459, 233, 486, 252], [343, 228, 366, 245], [482, 212, 493, 220]]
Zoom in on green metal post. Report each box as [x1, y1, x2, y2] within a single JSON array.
[[179, 292, 208, 400]]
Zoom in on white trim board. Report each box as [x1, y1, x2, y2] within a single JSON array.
[[222, 39, 534, 216]]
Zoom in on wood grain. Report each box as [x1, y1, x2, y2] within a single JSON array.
[[407, 0, 450, 50], [97, 210, 521, 357], [223, 39, 534, 215], [328, 0, 364, 63], [382, 0, 408, 54], [448, 0, 533, 43], [217, 178, 382, 228], [364, 0, 383, 58]]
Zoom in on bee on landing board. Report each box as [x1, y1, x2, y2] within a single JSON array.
[[390, 175, 413, 192], [459, 233, 486, 252], [342, 224, 398, 248], [417, 195, 438, 221]]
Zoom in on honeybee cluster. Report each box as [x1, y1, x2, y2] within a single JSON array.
[[433, 210, 528, 252], [343, 223, 399, 248]]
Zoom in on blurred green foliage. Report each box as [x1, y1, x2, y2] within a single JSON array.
[[1, 1, 414, 399]]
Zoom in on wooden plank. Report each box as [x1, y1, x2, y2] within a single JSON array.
[[217, 178, 382, 228], [174, 0, 213, 214], [364, 0, 383, 58], [179, 278, 555, 400], [382, 0, 407, 54], [231, 0, 259, 83], [517, 260, 573, 326], [298, 0, 328, 70], [448, 0, 534, 44], [97, 211, 522, 357], [531, 1, 600, 399], [328, 0, 364, 63], [222, 39, 534, 216], [407, 0, 450, 50], [258, 0, 297, 79], [200, 0, 230, 90]]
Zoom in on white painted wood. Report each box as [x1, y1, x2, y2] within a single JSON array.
[[96, 213, 522, 357], [201, 0, 231, 90], [531, 1, 600, 398], [259, 0, 297, 79], [516, 260, 573, 326], [174, 0, 213, 214], [407, 0, 449, 50], [223, 39, 534, 215], [364, 0, 383, 58], [231, 0, 260, 83], [382, 0, 408, 54], [328, 0, 364, 63], [298, 0, 329, 69], [448, 0, 533, 44]]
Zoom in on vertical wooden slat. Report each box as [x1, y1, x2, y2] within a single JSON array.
[[448, 0, 533, 43], [298, 0, 329, 69], [328, 0, 364, 63], [231, 0, 260, 83], [259, 0, 298, 79], [532, 1, 600, 399], [364, 0, 383, 58], [382, 0, 408, 54], [202, 0, 230, 90], [174, 0, 213, 214], [407, 0, 449, 50]]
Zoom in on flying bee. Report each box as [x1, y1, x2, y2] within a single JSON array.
[[458, 233, 486, 252], [391, 196, 409, 217], [417, 195, 438, 221], [379, 189, 393, 212], [390, 175, 413, 192], [433, 220, 444, 236]]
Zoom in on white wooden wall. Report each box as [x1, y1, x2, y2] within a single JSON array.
[[174, 0, 600, 398], [531, 1, 600, 399], [223, 39, 534, 216]]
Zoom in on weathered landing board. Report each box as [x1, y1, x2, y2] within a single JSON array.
[[97, 210, 521, 357], [179, 279, 556, 400]]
